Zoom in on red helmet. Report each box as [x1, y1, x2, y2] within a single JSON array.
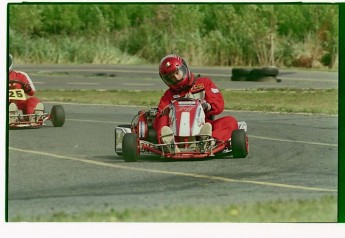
[[159, 54, 193, 91]]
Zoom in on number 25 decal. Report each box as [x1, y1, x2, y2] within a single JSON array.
[[9, 89, 26, 100]]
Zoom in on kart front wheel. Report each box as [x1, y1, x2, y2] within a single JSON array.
[[231, 129, 248, 158], [122, 133, 140, 162], [115, 124, 132, 156], [51, 105, 65, 127]]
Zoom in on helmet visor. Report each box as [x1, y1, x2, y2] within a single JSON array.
[[161, 64, 187, 86]]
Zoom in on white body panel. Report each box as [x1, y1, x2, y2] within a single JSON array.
[[237, 121, 247, 132], [170, 100, 205, 137], [179, 112, 191, 136]]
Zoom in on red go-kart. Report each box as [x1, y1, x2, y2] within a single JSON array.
[[8, 80, 65, 129], [115, 97, 248, 162]]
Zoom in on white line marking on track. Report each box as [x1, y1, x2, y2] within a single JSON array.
[[9, 147, 337, 192], [280, 77, 338, 83], [66, 118, 337, 147], [66, 83, 100, 85], [122, 83, 154, 86], [249, 135, 338, 147], [66, 119, 119, 124]]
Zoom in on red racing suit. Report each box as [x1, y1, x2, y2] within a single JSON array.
[[153, 75, 238, 143], [9, 70, 41, 114]]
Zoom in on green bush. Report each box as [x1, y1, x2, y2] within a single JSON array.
[[8, 3, 339, 68]]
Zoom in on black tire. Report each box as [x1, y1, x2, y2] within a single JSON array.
[[249, 75, 277, 82], [247, 67, 278, 82], [232, 68, 252, 77], [260, 66, 279, 76], [114, 124, 132, 156], [231, 75, 247, 81], [231, 129, 248, 158], [231, 68, 251, 81], [122, 133, 140, 162], [249, 67, 279, 78], [51, 105, 65, 127]]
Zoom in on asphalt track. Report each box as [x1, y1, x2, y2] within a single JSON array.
[[14, 64, 338, 90], [7, 65, 338, 221]]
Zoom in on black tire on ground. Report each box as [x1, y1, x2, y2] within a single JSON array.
[[51, 105, 65, 127], [248, 66, 279, 82], [115, 124, 132, 156], [250, 67, 279, 77], [231, 68, 252, 81], [231, 75, 247, 81], [122, 133, 140, 162], [250, 75, 277, 82], [232, 68, 252, 77], [231, 129, 248, 158], [260, 66, 279, 76]]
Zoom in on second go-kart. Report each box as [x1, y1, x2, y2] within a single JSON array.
[[115, 97, 248, 162], [8, 80, 65, 129]]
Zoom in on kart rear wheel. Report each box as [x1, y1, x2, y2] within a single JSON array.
[[51, 105, 65, 127], [122, 133, 140, 162], [231, 129, 248, 158]]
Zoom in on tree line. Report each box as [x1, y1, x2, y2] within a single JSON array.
[[9, 3, 339, 68]]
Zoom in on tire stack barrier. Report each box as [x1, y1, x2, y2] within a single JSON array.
[[231, 66, 281, 82]]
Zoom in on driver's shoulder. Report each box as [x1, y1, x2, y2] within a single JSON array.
[[195, 76, 213, 84]]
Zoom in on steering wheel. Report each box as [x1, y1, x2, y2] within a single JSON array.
[[9, 80, 27, 92], [9, 79, 25, 86]]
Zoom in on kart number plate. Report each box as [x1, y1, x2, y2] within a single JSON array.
[[9, 89, 26, 100]]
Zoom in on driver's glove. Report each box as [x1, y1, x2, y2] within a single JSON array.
[[200, 99, 211, 112], [9, 83, 16, 89], [22, 83, 32, 93]]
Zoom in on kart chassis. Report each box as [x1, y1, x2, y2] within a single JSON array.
[[115, 107, 248, 161], [8, 80, 65, 128]]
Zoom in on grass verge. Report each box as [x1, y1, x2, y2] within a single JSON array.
[[36, 88, 338, 115], [11, 195, 336, 222]]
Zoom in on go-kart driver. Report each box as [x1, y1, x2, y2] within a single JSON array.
[[153, 54, 239, 152], [8, 54, 44, 123]]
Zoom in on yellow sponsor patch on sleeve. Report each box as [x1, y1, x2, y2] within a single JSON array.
[[191, 84, 205, 93]]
